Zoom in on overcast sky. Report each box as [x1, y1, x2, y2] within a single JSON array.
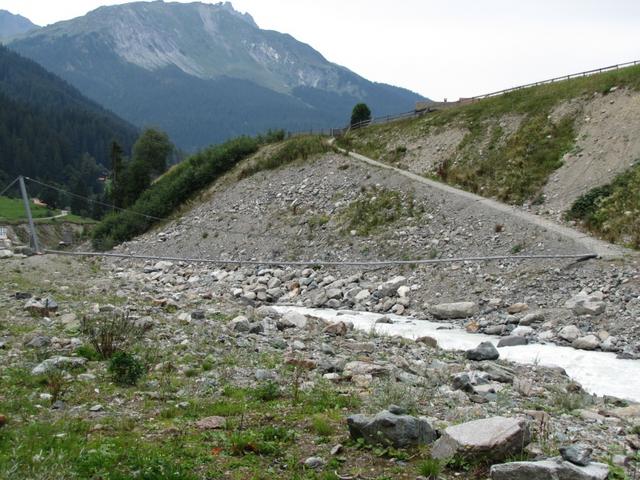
[[2, 0, 640, 100]]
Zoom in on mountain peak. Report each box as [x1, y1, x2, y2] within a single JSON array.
[[216, 1, 258, 28], [10, 1, 425, 149], [0, 9, 39, 39]]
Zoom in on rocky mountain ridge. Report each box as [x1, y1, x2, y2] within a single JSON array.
[[0, 10, 38, 40], [9, 1, 425, 149]]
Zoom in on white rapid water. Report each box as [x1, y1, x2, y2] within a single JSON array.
[[273, 306, 640, 403]]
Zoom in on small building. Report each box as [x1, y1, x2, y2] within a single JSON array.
[[32, 198, 47, 207]]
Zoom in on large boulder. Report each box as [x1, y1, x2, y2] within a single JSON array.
[[431, 416, 530, 462], [572, 335, 600, 351], [497, 336, 528, 347], [558, 325, 581, 342], [560, 444, 593, 466], [277, 311, 308, 330], [490, 458, 608, 480], [228, 315, 251, 332], [430, 302, 478, 319], [378, 276, 407, 297], [32, 356, 86, 375], [565, 291, 605, 316], [466, 342, 500, 361], [347, 407, 437, 448]]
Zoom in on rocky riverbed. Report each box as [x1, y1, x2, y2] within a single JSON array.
[[1, 253, 639, 479]]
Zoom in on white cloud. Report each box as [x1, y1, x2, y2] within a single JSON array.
[[2, 0, 639, 100]]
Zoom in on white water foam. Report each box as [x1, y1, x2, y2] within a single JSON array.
[[273, 306, 640, 402]]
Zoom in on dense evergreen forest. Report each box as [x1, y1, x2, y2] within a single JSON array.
[[0, 45, 138, 207]]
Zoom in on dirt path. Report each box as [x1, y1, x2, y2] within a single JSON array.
[[338, 146, 630, 259]]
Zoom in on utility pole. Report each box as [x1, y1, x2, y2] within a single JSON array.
[[18, 176, 41, 254]]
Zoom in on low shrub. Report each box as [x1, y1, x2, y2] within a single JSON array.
[[417, 458, 442, 479], [567, 162, 640, 248], [340, 186, 420, 236], [239, 135, 329, 179], [81, 312, 146, 359], [251, 381, 281, 401], [108, 351, 145, 386]]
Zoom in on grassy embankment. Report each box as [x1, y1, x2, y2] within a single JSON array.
[[337, 64, 640, 246]]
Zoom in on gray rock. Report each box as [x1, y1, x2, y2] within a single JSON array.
[[485, 325, 505, 335], [26, 335, 51, 348], [490, 458, 608, 480], [323, 321, 349, 336], [565, 291, 606, 316], [520, 312, 545, 325], [416, 336, 438, 348], [497, 336, 528, 348], [397, 285, 411, 298], [354, 289, 371, 302], [451, 371, 490, 391], [311, 289, 329, 307], [560, 444, 593, 466], [507, 303, 529, 314], [378, 276, 407, 297], [479, 363, 516, 384], [431, 416, 530, 461], [559, 325, 581, 342], [574, 301, 606, 316], [42, 297, 58, 311], [572, 335, 600, 351], [430, 302, 478, 319], [32, 356, 86, 375], [343, 361, 392, 378], [255, 305, 279, 319], [278, 311, 307, 330], [229, 315, 251, 332], [511, 326, 533, 337], [249, 323, 264, 334], [0, 249, 13, 259], [375, 316, 393, 324], [466, 342, 500, 361], [326, 288, 343, 300], [255, 369, 278, 381], [303, 456, 326, 469], [330, 444, 343, 455], [347, 409, 437, 448]]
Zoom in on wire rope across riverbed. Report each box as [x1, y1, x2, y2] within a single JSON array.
[[44, 249, 598, 268]]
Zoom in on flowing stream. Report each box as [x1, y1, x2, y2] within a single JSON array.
[[273, 306, 640, 403]]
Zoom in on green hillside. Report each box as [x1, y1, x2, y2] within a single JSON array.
[[337, 64, 640, 249]]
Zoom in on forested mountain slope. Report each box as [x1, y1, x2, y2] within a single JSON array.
[[0, 45, 138, 199]]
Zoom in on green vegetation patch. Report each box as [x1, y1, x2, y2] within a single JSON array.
[[0, 196, 52, 221], [339, 186, 421, 236], [337, 64, 640, 206], [92, 136, 259, 249], [441, 113, 576, 204], [567, 162, 640, 248], [0, 196, 94, 225], [239, 135, 330, 179]]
